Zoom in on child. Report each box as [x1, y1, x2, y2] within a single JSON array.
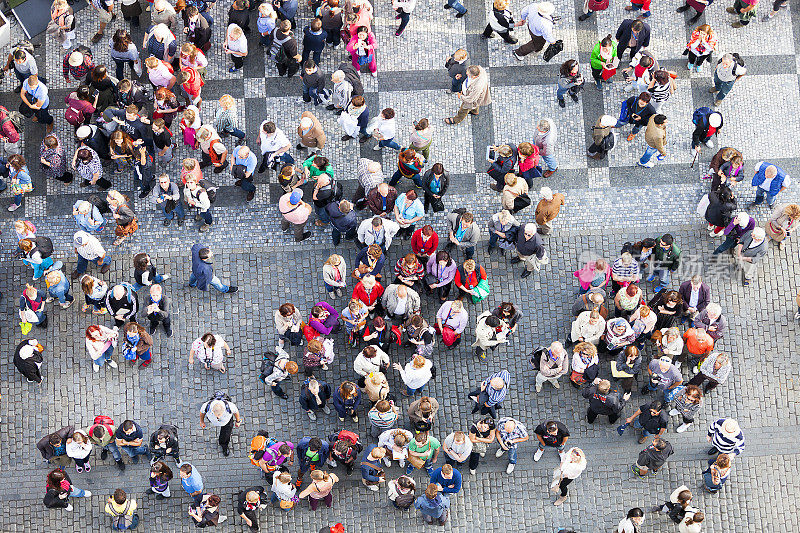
[[445, 49, 468, 93], [320, 0, 343, 48], [302, 17, 328, 65], [301, 60, 327, 105], [346, 26, 377, 77], [341, 298, 368, 347]]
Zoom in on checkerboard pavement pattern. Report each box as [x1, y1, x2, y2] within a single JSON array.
[[1, 0, 800, 531]]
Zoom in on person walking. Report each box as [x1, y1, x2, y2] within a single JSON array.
[[632, 435, 673, 478], [445, 66, 491, 125], [189, 244, 239, 294], [550, 447, 586, 506], [638, 114, 667, 168], [707, 418, 745, 457], [512, 2, 555, 60], [199, 392, 243, 456], [711, 53, 746, 106], [483, 0, 517, 43]]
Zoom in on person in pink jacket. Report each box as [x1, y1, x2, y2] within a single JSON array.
[[279, 189, 312, 242], [573, 258, 611, 294], [346, 26, 377, 76]]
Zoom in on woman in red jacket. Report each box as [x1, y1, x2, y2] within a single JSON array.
[[453, 259, 487, 300], [351, 274, 384, 316], [411, 224, 439, 263]]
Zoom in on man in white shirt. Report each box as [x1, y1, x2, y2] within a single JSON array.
[[513, 2, 556, 60], [357, 216, 400, 250], [199, 394, 242, 456], [72, 231, 112, 279], [258, 121, 294, 172], [711, 53, 746, 106], [372, 108, 401, 151]]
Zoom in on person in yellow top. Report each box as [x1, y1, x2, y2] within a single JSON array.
[[105, 489, 139, 530]]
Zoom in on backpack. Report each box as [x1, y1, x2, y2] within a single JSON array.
[[394, 488, 415, 509], [89, 415, 115, 439], [731, 53, 745, 67], [204, 391, 232, 413], [333, 430, 361, 452], [249, 430, 277, 466], [0, 105, 23, 132], [260, 352, 278, 380], [199, 178, 218, 203], [34, 236, 54, 258], [692, 107, 713, 126], [529, 346, 547, 370], [65, 102, 85, 127]]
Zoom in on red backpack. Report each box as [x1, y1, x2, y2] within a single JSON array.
[[336, 430, 359, 446], [89, 415, 115, 437], [64, 103, 85, 127]]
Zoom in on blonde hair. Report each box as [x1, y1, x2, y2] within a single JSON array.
[[493, 0, 509, 8], [412, 355, 426, 368], [106, 189, 125, 204], [218, 94, 235, 109], [325, 254, 343, 267], [228, 24, 243, 39], [258, 2, 277, 18], [145, 56, 160, 69], [453, 48, 468, 61], [504, 173, 517, 187]]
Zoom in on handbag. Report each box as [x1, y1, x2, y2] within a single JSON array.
[[46, 20, 67, 43], [542, 40, 563, 62], [441, 325, 459, 347], [765, 221, 787, 242], [512, 193, 532, 213], [601, 67, 617, 81], [407, 454, 426, 469], [471, 278, 490, 303], [424, 273, 440, 288], [338, 112, 359, 138], [279, 498, 295, 509]]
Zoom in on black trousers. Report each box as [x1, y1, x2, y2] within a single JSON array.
[[148, 312, 171, 330], [219, 417, 235, 451], [587, 407, 619, 424], [558, 477, 573, 497]]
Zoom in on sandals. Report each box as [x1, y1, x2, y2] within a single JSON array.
[[443, 118, 456, 125]]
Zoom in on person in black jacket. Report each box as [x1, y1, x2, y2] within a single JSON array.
[[444, 49, 468, 93], [299, 378, 333, 420], [149, 424, 181, 464], [487, 144, 517, 191], [106, 283, 140, 327], [326, 200, 358, 245], [615, 19, 650, 60], [141, 284, 172, 337], [228, 0, 252, 33], [302, 18, 328, 65], [582, 379, 624, 424], [705, 184, 737, 236], [511, 223, 547, 278], [616, 92, 655, 142], [44, 468, 91, 510], [301, 60, 327, 105], [115, 79, 151, 111], [422, 163, 449, 213], [482, 0, 517, 43], [632, 435, 673, 477], [238, 487, 269, 532], [691, 109, 723, 154], [185, 7, 213, 52], [623, 400, 669, 444]]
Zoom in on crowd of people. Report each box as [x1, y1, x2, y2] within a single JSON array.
[[0, 0, 793, 530]]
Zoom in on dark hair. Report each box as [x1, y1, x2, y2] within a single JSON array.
[[641, 237, 657, 248], [133, 252, 150, 271], [654, 70, 669, 84], [648, 400, 663, 412], [303, 59, 316, 70], [637, 92, 651, 103], [262, 121, 276, 134], [113, 489, 127, 504], [206, 494, 221, 507], [653, 114, 667, 125], [309, 437, 323, 451], [122, 420, 135, 431], [660, 233, 674, 245], [13, 49, 25, 61], [310, 17, 322, 31], [382, 108, 395, 119], [545, 421, 559, 433], [560, 59, 578, 77], [431, 163, 444, 175], [113, 29, 132, 52], [600, 34, 613, 47], [627, 507, 645, 519], [313, 156, 329, 170], [624, 345, 639, 358], [414, 118, 429, 130], [373, 316, 385, 328], [485, 316, 501, 328], [631, 20, 644, 31], [76, 85, 92, 100], [201, 332, 216, 346], [640, 55, 653, 68], [279, 303, 295, 316], [435, 250, 451, 263], [405, 190, 417, 201], [198, 247, 211, 260], [49, 434, 63, 446], [351, 95, 365, 107], [499, 302, 516, 316], [91, 65, 107, 82]]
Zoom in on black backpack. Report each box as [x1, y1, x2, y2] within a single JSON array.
[[394, 489, 415, 509], [34, 236, 54, 258], [529, 346, 547, 370], [199, 178, 218, 203], [204, 390, 232, 413]]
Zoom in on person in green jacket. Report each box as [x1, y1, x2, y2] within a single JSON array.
[[302, 154, 334, 183], [647, 234, 681, 292], [590, 35, 618, 89]]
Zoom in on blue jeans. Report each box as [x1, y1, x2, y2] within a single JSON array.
[[31, 256, 55, 279], [446, 0, 467, 14], [379, 138, 401, 150], [104, 441, 122, 462], [132, 274, 165, 292], [507, 445, 518, 464], [406, 383, 425, 395], [222, 127, 246, 140], [48, 278, 73, 305], [120, 443, 151, 459], [389, 170, 422, 187], [111, 513, 139, 530], [651, 268, 670, 290], [161, 199, 185, 220], [451, 77, 464, 93], [316, 205, 331, 223], [303, 85, 323, 105], [556, 85, 569, 100], [188, 273, 230, 293], [405, 457, 435, 475], [713, 74, 735, 101], [713, 235, 740, 255], [632, 418, 653, 438], [540, 154, 557, 171], [639, 146, 659, 165], [76, 255, 111, 275], [754, 187, 777, 207]]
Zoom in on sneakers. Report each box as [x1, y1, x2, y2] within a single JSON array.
[[8, 203, 21, 212], [65, 504, 74, 511], [60, 301, 73, 309], [372, 144, 382, 151], [85, 463, 91, 472], [323, 405, 331, 415], [512, 51, 524, 61], [794, 312, 800, 320], [646, 274, 657, 283], [108, 360, 118, 369], [82, 304, 91, 312], [469, 469, 476, 475], [535, 383, 542, 393], [533, 448, 544, 462], [76, 466, 83, 473], [676, 423, 691, 433], [704, 139, 714, 148], [495, 448, 506, 458], [558, 98, 565, 108], [687, 61, 694, 70], [117, 460, 126, 471], [93, 363, 101, 373], [669, 409, 680, 417], [227, 286, 239, 293], [506, 463, 515, 474], [307, 411, 317, 421], [382, 456, 391, 467], [327, 458, 338, 468], [101, 449, 108, 461]]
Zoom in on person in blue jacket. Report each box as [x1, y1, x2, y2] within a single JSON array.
[[189, 244, 238, 294], [295, 436, 329, 486], [414, 483, 450, 525], [429, 464, 462, 495]]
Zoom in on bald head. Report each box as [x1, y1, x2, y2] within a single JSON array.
[[489, 377, 505, 390]]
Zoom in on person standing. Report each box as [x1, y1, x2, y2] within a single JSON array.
[[534, 119, 558, 177], [238, 487, 269, 532], [632, 436, 673, 478], [556, 60, 584, 108], [150, 461, 173, 500], [534, 342, 569, 391], [180, 463, 205, 505], [749, 161, 791, 209], [483, 0, 516, 43], [444, 49, 468, 93], [494, 417, 528, 473], [512, 223, 548, 278], [115, 419, 151, 464], [199, 392, 243, 456], [279, 189, 313, 242], [532, 420, 569, 462], [512, 2, 555, 60], [638, 114, 667, 168], [615, 19, 650, 61], [14, 339, 45, 383], [711, 53, 746, 106], [583, 379, 624, 424], [735, 227, 769, 285], [550, 447, 586, 506], [535, 187, 565, 235], [445, 66, 491, 125]]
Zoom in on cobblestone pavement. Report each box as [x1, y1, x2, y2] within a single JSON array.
[[1, 0, 800, 530]]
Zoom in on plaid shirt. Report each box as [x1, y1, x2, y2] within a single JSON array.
[[496, 417, 527, 446], [357, 157, 384, 195], [482, 370, 510, 406], [213, 108, 238, 134], [63, 54, 94, 80]]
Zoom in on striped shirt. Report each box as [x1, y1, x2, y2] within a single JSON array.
[[368, 408, 398, 429], [496, 417, 527, 445], [707, 418, 744, 456], [482, 370, 510, 406], [213, 107, 238, 133], [612, 258, 640, 281], [649, 80, 672, 102]]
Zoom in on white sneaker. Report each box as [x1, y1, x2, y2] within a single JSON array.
[[367, 484, 378, 491], [65, 504, 74, 511], [469, 469, 476, 475], [676, 423, 691, 433], [533, 448, 544, 462], [495, 448, 505, 458], [382, 456, 391, 467], [704, 140, 714, 148], [8, 203, 21, 212], [83, 491, 92, 497], [637, 160, 656, 168], [512, 51, 524, 61], [535, 383, 542, 393], [219, 515, 228, 523], [93, 364, 101, 373], [669, 409, 679, 417], [108, 360, 118, 369], [506, 463, 515, 474], [372, 145, 382, 151], [307, 411, 317, 421], [60, 301, 73, 309], [45, 296, 54, 303], [162, 274, 171, 281], [794, 312, 800, 320], [322, 405, 331, 415], [327, 458, 338, 468], [552, 380, 560, 389]]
